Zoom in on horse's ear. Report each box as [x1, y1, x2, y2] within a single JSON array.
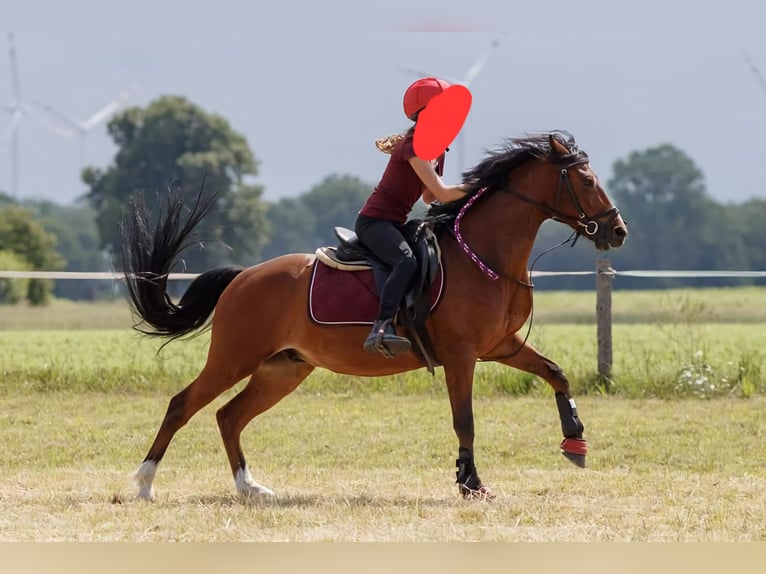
[[549, 133, 569, 157]]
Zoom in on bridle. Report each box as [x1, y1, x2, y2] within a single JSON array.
[[506, 154, 621, 247], [452, 153, 621, 285], [445, 149, 624, 362]]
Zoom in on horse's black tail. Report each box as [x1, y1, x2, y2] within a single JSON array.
[[119, 183, 244, 344]]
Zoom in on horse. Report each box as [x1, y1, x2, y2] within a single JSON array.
[[119, 131, 628, 501]]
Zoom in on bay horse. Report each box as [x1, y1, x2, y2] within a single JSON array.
[[120, 131, 628, 501]]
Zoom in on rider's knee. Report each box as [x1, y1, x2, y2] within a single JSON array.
[[398, 251, 417, 275]]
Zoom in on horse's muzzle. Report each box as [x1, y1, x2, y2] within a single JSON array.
[[596, 216, 628, 250]]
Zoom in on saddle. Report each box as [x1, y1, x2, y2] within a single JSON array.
[[314, 219, 443, 374]]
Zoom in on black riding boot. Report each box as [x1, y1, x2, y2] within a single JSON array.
[[363, 318, 411, 358]]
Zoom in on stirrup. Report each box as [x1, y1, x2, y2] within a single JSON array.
[[363, 319, 411, 358]]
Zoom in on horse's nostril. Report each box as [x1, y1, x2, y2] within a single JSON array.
[[614, 227, 627, 237]]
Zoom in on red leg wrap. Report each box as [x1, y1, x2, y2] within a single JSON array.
[[560, 437, 588, 456]]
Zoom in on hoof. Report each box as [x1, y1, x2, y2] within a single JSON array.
[[237, 486, 275, 501], [459, 483, 496, 501], [235, 467, 275, 499], [130, 460, 157, 501], [560, 438, 587, 468], [136, 490, 156, 502]]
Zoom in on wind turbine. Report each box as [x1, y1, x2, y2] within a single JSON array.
[[29, 88, 134, 169], [742, 49, 766, 97], [4, 33, 75, 198], [399, 33, 506, 176]]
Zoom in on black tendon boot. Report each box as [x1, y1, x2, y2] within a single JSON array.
[[363, 318, 411, 358], [555, 392, 587, 468], [455, 449, 495, 500]]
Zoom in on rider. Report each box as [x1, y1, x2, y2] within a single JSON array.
[[356, 77, 469, 358]]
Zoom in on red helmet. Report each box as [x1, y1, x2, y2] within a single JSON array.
[[403, 77, 450, 120]]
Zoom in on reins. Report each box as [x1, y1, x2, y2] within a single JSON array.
[[453, 186, 523, 283], [451, 154, 618, 361], [487, 230, 579, 361]]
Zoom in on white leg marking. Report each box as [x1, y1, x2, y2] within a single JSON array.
[[235, 466, 275, 498], [130, 460, 158, 501]]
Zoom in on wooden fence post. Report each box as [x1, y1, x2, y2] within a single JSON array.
[[596, 258, 613, 383]]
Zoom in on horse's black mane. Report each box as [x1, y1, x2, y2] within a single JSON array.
[[424, 130, 587, 224]]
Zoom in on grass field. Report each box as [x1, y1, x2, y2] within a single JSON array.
[[1, 392, 765, 541], [2, 287, 765, 398], [0, 322, 764, 399], [2, 285, 766, 330], [0, 287, 765, 541]]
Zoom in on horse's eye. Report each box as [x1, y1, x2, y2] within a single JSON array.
[[583, 177, 595, 187]]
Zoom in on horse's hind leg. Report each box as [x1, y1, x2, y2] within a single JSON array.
[[132, 364, 247, 500], [215, 352, 315, 499], [486, 335, 587, 467]]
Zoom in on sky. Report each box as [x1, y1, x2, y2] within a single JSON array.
[[2, 0, 766, 206]]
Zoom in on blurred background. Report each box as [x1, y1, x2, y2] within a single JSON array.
[[2, 0, 766, 302]]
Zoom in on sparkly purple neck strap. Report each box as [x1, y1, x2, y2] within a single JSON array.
[[453, 186, 499, 281]]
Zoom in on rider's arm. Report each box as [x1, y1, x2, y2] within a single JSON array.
[[421, 186, 437, 205], [408, 156, 468, 203]]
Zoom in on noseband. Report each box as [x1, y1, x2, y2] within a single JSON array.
[[507, 155, 621, 245]]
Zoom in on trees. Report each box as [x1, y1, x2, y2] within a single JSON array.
[[260, 197, 316, 261], [4, 119, 763, 299], [0, 191, 16, 207], [0, 250, 30, 304], [608, 144, 710, 268], [261, 174, 373, 260], [27, 199, 111, 300], [606, 144, 749, 287], [302, 174, 373, 247], [82, 96, 269, 272], [0, 204, 64, 304], [726, 199, 766, 271], [505, 143, 760, 290]]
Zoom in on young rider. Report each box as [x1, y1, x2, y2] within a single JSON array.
[[356, 77, 468, 357]]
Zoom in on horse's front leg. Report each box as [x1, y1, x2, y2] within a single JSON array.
[[442, 353, 496, 500], [482, 334, 587, 468]]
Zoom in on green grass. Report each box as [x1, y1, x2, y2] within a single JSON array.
[[534, 286, 766, 324], [0, 322, 763, 399], [2, 285, 765, 331], [1, 287, 765, 399], [0, 297, 133, 331]]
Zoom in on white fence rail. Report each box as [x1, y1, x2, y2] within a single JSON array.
[[3, 269, 766, 280], [0, 271, 200, 280]]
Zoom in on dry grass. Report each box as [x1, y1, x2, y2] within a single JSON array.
[[1, 390, 765, 541]]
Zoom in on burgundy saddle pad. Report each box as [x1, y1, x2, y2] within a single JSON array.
[[308, 260, 445, 325]]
